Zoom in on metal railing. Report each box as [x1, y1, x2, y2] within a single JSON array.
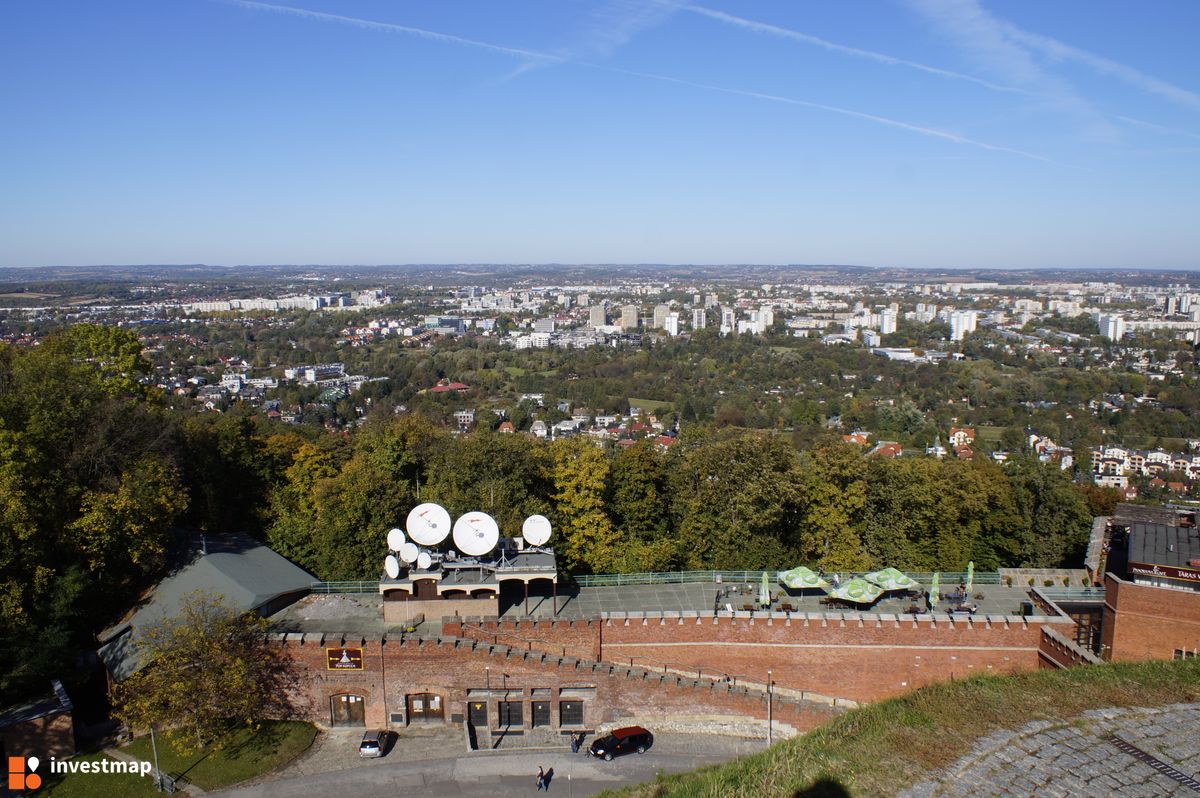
[[1036, 587, 1106, 601], [573, 570, 1005, 588], [310, 580, 380, 593]]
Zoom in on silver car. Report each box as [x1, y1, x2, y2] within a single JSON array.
[[358, 729, 395, 758]]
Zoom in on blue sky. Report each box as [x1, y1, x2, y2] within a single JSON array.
[[2, 0, 1199, 269]]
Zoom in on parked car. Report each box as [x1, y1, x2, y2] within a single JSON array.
[[358, 729, 396, 758], [588, 726, 653, 760]]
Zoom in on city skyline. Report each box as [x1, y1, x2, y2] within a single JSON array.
[[2, 0, 1199, 269]]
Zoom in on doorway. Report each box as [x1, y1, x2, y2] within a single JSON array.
[[407, 693, 444, 723], [468, 700, 488, 727], [330, 694, 366, 726]]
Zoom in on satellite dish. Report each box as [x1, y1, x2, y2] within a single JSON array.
[[407, 503, 452, 546], [417, 551, 432, 570], [522, 514, 552, 547], [387, 528, 406, 551], [399, 542, 419, 564], [453, 511, 500, 557], [384, 555, 400, 579]]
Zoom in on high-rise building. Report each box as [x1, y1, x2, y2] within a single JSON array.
[[653, 304, 671, 329], [533, 318, 555, 333], [756, 307, 774, 333], [705, 294, 719, 308], [1100, 314, 1126, 341], [879, 308, 898, 335], [588, 304, 607, 329], [664, 313, 681, 336], [949, 310, 977, 341], [620, 305, 640, 331], [719, 307, 736, 335], [692, 307, 707, 330]]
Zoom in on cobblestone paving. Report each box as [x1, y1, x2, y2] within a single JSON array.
[[900, 703, 1200, 797]]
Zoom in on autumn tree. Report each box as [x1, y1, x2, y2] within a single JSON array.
[[114, 591, 295, 752], [551, 437, 621, 573]]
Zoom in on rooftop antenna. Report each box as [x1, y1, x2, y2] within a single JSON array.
[[383, 554, 400, 579], [453, 511, 500, 558], [399, 542, 419, 565], [416, 550, 432, 570], [407, 502, 452, 546], [522, 514, 552, 548], [387, 528, 406, 552]]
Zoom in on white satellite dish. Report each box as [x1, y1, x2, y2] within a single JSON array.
[[407, 503, 452, 546], [417, 550, 432, 570], [384, 555, 400, 579], [522, 514, 552, 547], [387, 528, 406, 551], [399, 542, 419, 564], [453, 511, 500, 557]]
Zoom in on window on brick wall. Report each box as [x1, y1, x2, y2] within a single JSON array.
[[499, 701, 523, 726], [559, 700, 583, 726], [1174, 649, 1197, 660]]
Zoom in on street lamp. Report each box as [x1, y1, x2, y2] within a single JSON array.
[[766, 670, 773, 746]]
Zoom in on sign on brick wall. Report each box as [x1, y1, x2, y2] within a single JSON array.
[[326, 647, 365, 670]]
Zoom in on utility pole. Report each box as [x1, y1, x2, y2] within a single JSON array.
[[149, 725, 163, 792]]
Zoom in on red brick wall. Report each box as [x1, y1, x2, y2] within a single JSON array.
[[1102, 574, 1200, 661], [276, 635, 837, 734], [445, 613, 1059, 704]]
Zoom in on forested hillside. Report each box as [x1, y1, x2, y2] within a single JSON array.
[[0, 326, 1102, 706]]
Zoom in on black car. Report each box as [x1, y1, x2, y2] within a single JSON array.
[[588, 726, 653, 760]]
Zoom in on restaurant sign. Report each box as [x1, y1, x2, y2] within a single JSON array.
[[326, 647, 365, 670], [1128, 562, 1200, 584]]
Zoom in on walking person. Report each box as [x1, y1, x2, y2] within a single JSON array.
[[536, 765, 546, 791]]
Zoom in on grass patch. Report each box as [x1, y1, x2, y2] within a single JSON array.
[[40, 753, 161, 798], [600, 658, 1200, 798], [628, 397, 673, 412], [503, 366, 527, 377], [120, 720, 317, 791], [976, 425, 1004, 443]]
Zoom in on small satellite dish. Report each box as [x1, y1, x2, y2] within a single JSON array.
[[453, 511, 500, 557], [399, 542, 419, 564], [417, 551, 432, 570], [407, 503, 452, 546], [384, 555, 400, 579], [522, 514, 552, 547], [387, 528, 406, 551]]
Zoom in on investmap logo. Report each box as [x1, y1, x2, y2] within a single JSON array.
[[8, 753, 153, 790], [7, 756, 42, 791]]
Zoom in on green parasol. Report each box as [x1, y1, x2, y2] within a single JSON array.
[[930, 572, 940, 606], [777, 566, 830, 591], [760, 570, 771, 607], [863, 567, 920, 592], [966, 561, 975, 596], [826, 577, 884, 605]]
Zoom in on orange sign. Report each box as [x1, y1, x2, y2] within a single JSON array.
[[326, 647, 365, 670]]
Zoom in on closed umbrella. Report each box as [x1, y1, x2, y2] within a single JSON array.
[[966, 561, 975, 597], [930, 572, 940, 607], [760, 571, 771, 607]]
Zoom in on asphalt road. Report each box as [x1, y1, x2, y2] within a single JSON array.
[[211, 733, 767, 798]]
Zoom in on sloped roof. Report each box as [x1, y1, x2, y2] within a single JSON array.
[[98, 535, 314, 680]]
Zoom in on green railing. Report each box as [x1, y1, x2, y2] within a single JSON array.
[[1036, 587, 1106, 601], [573, 570, 1005, 587], [310, 580, 381, 593]]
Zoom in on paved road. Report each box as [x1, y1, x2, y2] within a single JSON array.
[[211, 731, 767, 798], [900, 703, 1200, 797]]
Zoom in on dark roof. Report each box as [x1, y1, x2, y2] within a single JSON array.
[[1113, 503, 1192, 527], [0, 680, 72, 729], [98, 534, 315, 680], [1126, 523, 1200, 568]]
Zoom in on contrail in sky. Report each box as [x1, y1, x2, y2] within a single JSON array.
[[686, 5, 1029, 96], [222, 0, 1051, 163], [225, 0, 564, 63]]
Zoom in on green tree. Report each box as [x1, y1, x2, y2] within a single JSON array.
[[796, 444, 870, 571], [113, 591, 296, 752], [551, 438, 621, 573]]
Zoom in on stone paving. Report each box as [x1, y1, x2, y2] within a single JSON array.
[[900, 703, 1200, 797]]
